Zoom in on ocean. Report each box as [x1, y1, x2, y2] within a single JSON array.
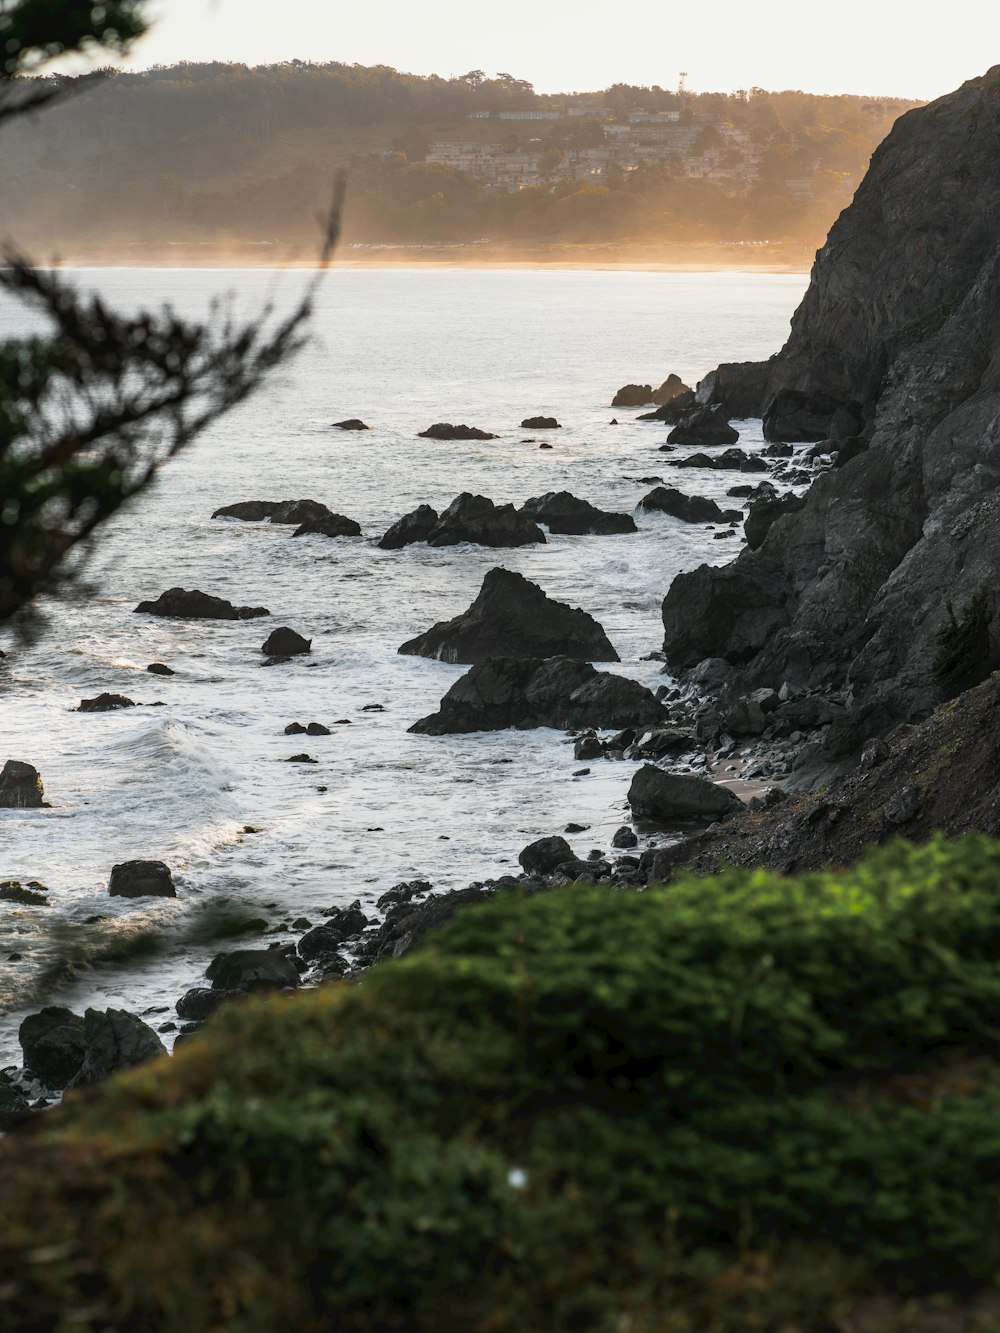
[[0, 265, 806, 1063]]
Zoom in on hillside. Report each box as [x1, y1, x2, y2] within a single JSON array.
[[0, 62, 919, 263]]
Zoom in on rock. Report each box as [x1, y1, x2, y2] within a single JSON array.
[[379, 504, 439, 550], [0, 881, 48, 905], [146, 663, 175, 676], [291, 514, 362, 539], [574, 732, 604, 760], [306, 722, 331, 736], [518, 836, 574, 875], [519, 491, 636, 536], [763, 441, 794, 458], [285, 722, 307, 734], [109, 861, 176, 899], [297, 924, 349, 963], [744, 494, 807, 551], [261, 627, 311, 657], [0, 760, 46, 809], [521, 416, 560, 429], [611, 383, 653, 407], [859, 737, 891, 771], [671, 448, 768, 473], [0, 1083, 29, 1129], [885, 786, 921, 825], [638, 395, 697, 424], [611, 825, 638, 849], [366, 887, 491, 962], [418, 423, 498, 441], [319, 900, 369, 938], [639, 838, 705, 884], [19, 1007, 86, 1087], [635, 728, 691, 758], [212, 499, 338, 525], [639, 487, 741, 524], [67, 1009, 167, 1089], [652, 374, 693, 405], [628, 765, 742, 822], [762, 389, 864, 444], [410, 656, 664, 736], [285, 753, 317, 764], [205, 949, 300, 993], [332, 418, 369, 430], [430, 493, 546, 548], [135, 588, 269, 620], [694, 362, 770, 418], [666, 405, 739, 447], [750, 688, 780, 713], [77, 693, 136, 713], [397, 567, 618, 664], [722, 697, 767, 736]]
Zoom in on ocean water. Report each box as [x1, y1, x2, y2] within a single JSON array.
[[0, 266, 806, 1063]]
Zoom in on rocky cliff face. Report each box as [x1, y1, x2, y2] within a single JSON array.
[[665, 67, 1000, 751]]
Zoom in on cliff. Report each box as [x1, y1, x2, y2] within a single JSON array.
[[664, 67, 1000, 752]]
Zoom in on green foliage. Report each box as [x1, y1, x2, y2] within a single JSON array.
[[8, 837, 1000, 1328], [934, 589, 994, 684]]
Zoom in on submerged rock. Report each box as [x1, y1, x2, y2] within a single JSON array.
[[671, 448, 768, 473], [109, 861, 176, 899], [521, 416, 561, 429], [418, 423, 498, 441], [212, 499, 338, 525], [0, 760, 46, 809], [77, 693, 136, 713], [291, 514, 362, 539], [261, 627, 311, 658], [409, 657, 664, 735], [628, 765, 742, 822], [398, 568, 618, 664], [135, 588, 269, 620], [146, 663, 175, 676], [519, 491, 636, 535], [639, 487, 741, 524], [332, 418, 370, 431]]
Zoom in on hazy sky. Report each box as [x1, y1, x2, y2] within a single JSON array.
[[128, 0, 1000, 100]]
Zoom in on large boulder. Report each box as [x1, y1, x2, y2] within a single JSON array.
[[261, 627, 311, 657], [518, 836, 574, 875], [212, 499, 338, 525], [427, 494, 545, 549], [109, 860, 176, 899], [291, 514, 362, 538], [134, 588, 269, 620], [0, 760, 46, 809], [19, 1007, 87, 1088], [628, 765, 742, 822], [418, 423, 498, 441], [611, 383, 653, 407], [521, 416, 561, 429], [639, 487, 741, 524], [379, 505, 439, 550], [409, 657, 664, 735], [666, 405, 740, 447], [762, 390, 864, 444], [205, 949, 300, 993], [398, 568, 618, 664], [67, 1009, 167, 1089], [519, 491, 636, 536]]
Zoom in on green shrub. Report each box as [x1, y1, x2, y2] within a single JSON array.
[[7, 836, 1000, 1330], [933, 589, 994, 683]]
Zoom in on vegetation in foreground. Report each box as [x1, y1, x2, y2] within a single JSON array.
[[5, 837, 1000, 1329]]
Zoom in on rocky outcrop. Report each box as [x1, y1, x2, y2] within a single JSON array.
[[67, 1009, 166, 1089], [398, 568, 618, 664], [0, 760, 46, 808], [672, 448, 769, 473], [611, 384, 653, 407], [19, 1008, 86, 1088], [212, 499, 338, 525], [109, 861, 176, 899], [666, 405, 739, 447], [262, 627, 311, 658], [762, 390, 864, 444], [291, 514, 361, 538], [205, 949, 300, 993], [519, 491, 636, 535], [639, 487, 741, 524], [77, 693, 136, 712], [652, 374, 692, 405], [743, 493, 807, 551], [379, 504, 439, 549], [418, 423, 498, 441], [662, 67, 1000, 748], [521, 416, 560, 429], [518, 836, 574, 875], [628, 765, 743, 822], [409, 657, 664, 735], [437, 494, 546, 548], [135, 588, 269, 620]]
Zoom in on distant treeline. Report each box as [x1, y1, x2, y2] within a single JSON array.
[[0, 62, 920, 257]]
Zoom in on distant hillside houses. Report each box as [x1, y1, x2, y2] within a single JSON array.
[[425, 115, 766, 194]]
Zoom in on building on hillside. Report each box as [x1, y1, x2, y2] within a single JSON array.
[[498, 110, 561, 121], [628, 111, 681, 124]]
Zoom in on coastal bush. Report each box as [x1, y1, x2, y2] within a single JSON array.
[[933, 588, 994, 685], [7, 836, 1000, 1329]]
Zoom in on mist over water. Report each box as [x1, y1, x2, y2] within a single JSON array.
[[0, 266, 805, 1063]]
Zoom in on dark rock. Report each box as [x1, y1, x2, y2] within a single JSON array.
[[261, 627, 311, 657], [368, 887, 491, 962], [0, 760, 46, 809], [205, 949, 300, 993], [19, 1007, 86, 1087], [885, 786, 921, 825], [611, 383, 653, 407], [175, 988, 239, 1021], [135, 588, 269, 620], [418, 423, 498, 441], [628, 765, 742, 821], [639, 838, 705, 884], [521, 416, 561, 429], [77, 693, 136, 713], [611, 825, 638, 848], [666, 405, 739, 447], [0, 881, 48, 905], [320, 900, 369, 939], [859, 737, 891, 771], [146, 663, 175, 676], [574, 732, 604, 761], [744, 493, 807, 551], [109, 861, 176, 899], [722, 697, 767, 736], [519, 836, 574, 874], [212, 499, 338, 525], [763, 389, 864, 444], [763, 441, 794, 458], [285, 754, 317, 764], [398, 567, 618, 664], [284, 722, 308, 734], [652, 374, 693, 405], [671, 448, 768, 473], [426, 494, 545, 549], [637, 394, 697, 424], [67, 1009, 167, 1089], [564, 822, 589, 833], [298, 924, 349, 963], [378, 504, 439, 550], [332, 418, 369, 430], [832, 436, 869, 469], [639, 487, 741, 524], [519, 491, 636, 536], [376, 880, 432, 910], [694, 362, 771, 418], [409, 656, 664, 735], [635, 728, 691, 758], [306, 722, 331, 736], [291, 514, 362, 539], [0, 1084, 29, 1129]]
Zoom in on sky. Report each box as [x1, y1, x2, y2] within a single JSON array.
[[127, 0, 1000, 100]]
